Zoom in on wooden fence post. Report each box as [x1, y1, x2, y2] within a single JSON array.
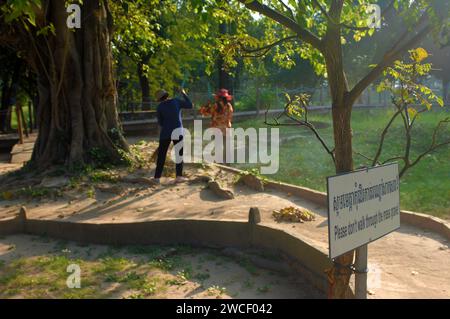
[[15, 104, 24, 144]]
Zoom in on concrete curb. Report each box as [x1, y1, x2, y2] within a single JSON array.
[[400, 210, 450, 240], [0, 212, 331, 295], [215, 164, 450, 241], [0, 216, 25, 236]]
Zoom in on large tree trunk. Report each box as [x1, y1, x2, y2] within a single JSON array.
[[27, 0, 128, 168]]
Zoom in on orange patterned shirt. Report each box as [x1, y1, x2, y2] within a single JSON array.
[[199, 102, 234, 133]]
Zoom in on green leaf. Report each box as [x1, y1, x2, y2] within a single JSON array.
[[410, 47, 429, 63], [407, 107, 417, 118]]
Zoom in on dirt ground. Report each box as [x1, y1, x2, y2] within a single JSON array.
[[0, 140, 449, 299]]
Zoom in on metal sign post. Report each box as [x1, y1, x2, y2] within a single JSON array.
[[327, 163, 400, 299], [354, 245, 368, 299]]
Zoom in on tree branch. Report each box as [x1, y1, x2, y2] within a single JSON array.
[[349, 24, 432, 105], [277, 0, 295, 19], [371, 107, 404, 166], [312, 0, 333, 22], [240, 35, 299, 56], [237, 0, 323, 51], [403, 117, 450, 176]]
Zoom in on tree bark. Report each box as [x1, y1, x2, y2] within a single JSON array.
[[323, 15, 356, 299], [327, 93, 356, 300], [17, 0, 129, 169]]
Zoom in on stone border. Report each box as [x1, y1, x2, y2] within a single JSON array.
[[400, 210, 450, 240], [216, 164, 450, 241], [0, 209, 332, 296]]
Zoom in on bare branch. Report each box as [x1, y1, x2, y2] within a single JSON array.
[[371, 108, 404, 166], [399, 117, 450, 177], [354, 151, 377, 163], [264, 97, 336, 163], [401, 140, 450, 177], [381, 156, 406, 165]]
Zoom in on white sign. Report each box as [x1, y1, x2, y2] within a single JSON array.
[[327, 163, 400, 259]]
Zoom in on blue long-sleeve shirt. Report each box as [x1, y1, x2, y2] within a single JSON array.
[[156, 93, 193, 140]]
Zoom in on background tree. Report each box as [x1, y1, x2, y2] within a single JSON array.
[[0, 48, 23, 132], [112, 0, 219, 108], [0, 46, 37, 132], [111, 0, 166, 109], [424, 40, 450, 106]]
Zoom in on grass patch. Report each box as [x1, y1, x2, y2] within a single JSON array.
[[88, 170, 119, 183], [235, 108, 450, 218], [0, 240, 293, 299]]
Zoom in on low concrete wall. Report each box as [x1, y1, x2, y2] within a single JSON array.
[[400, 210, 450, 239], [216, 164, 450, 241], [0, 214, 331, 295], [0, 216, 25, 236]]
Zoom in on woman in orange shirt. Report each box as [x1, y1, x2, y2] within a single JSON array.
[[199, 89, 234, 164]]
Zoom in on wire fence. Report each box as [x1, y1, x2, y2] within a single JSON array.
[[118, 85, 393, 114]]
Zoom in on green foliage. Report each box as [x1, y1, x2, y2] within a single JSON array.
[[1, 0, 41, 26], [88, 147, 111, 168], [234, 88, 278, 111], [19, 186, 50, 198], [88, 170, 119, 183], [377, 48, 444, 111], [112, 0, 213, 99], [86, 186, 95, 199], [118, 145, 146, 170], [285, 93, 310, 119], [236, 168, 268, 184]]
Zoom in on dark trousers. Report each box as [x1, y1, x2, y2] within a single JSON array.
[[154, 138, 183, 178]]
